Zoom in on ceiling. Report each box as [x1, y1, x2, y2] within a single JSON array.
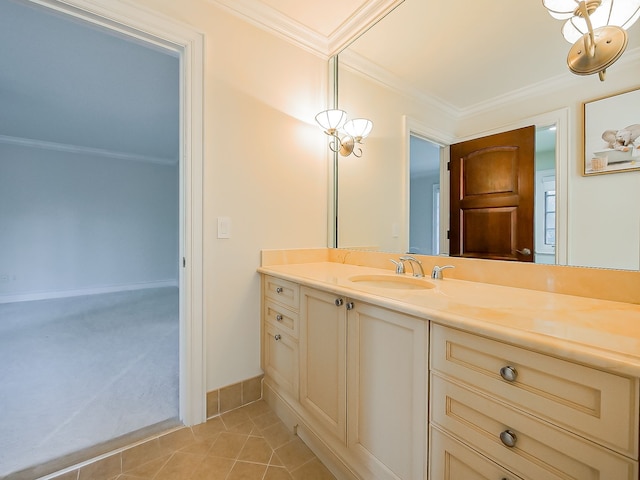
[[209, 0, 402, 58], [214, 0, 640, 113], [0, 0, 179, 163]]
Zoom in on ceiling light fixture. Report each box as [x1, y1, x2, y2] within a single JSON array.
[[315, 109, 373, 157], [542, 0, 640, 80]]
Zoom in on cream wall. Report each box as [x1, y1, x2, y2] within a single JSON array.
[[126, 0, 329, 390], [338, 68, 456, 253], [338, 57, 640, 270]]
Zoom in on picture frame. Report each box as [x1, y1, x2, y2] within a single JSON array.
[[583, 87, 640, 176]]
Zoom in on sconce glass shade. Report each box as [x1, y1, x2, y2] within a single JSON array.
[[542, 0, 583, 19], [315, 109, 347, 133], [342, 118, 373, 140], [543, 0, 640, 42]]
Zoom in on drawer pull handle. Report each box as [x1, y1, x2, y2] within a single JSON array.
[[346, 302, 354, 310], [276, 287, 284, 294], [274, 334, 282, 341], [335, 298, 344, 307], [499, 430, 517, 448], [499, 365, 518, 382], [276, 314, 283, 322]]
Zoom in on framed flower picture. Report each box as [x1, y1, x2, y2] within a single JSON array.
[[583, 87, 640, 176]]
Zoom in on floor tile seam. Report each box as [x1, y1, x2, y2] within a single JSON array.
[[266, 450, 288, 473], [232, 457, 275, 468], [133, 450, 173, 480], [222, 459, 237, 480], [288, 456, 320, 475]]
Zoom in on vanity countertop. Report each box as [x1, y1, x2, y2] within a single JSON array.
[[258, 261, 640, 377]]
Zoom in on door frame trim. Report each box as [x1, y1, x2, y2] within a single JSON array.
[[25, 0, 206, 426], [402, 116, 455, 255]]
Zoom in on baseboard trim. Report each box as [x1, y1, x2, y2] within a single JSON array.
[[263, 380, 361, 480], [0, 280, 178, 304]]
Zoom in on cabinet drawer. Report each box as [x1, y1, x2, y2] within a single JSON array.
[[263, 324, 298, 399], [431, 373, 638, 480], [431, 324, 639, 458], [264, 299, 298, 338], [264, 275, 299, 310], [430, 426, 522, 480]]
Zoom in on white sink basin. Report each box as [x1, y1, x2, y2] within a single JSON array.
[[348, 274, 436, 290]]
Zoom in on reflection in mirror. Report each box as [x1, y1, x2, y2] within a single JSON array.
[[408, 136, 441, 256], [408, 126, 557, 262], [334, 0, 640, 271]]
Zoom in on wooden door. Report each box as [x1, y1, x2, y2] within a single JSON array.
[[449, 126, 535, 261]]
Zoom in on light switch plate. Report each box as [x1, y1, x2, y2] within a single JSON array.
[[217, 216, 231, 239]]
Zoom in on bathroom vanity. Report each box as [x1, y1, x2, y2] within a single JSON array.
[[258, 250, 640, 480]]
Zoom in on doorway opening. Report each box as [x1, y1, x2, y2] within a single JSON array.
[[0, 0, 205, 476], [534, 124, 557, 264], [409, 134, 443, 255]]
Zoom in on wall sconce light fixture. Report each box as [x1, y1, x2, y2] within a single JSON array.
[[542, 0, 640, 80], [315, 109, 373, 157]]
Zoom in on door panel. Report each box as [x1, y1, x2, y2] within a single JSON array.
[[450, 126, 535, 261], [463, 208, 516, 255]]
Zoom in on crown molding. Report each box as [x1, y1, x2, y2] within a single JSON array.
[[0, 134, 177, 166], [338, 49, 459, 120], [207, 0, 328, 56], [207, 0, 402, 58], [460, 45, 640, 118], [327, 0, 404, 56], [340, 44, 640, 121]]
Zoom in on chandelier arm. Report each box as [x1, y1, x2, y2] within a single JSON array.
[[578, 0, 597, 57]]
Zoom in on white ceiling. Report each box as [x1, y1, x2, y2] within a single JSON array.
[[0, 0, 179, 162]]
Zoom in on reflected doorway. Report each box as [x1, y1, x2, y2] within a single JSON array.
[[409, 135, 442, 255], [534, 125, 557, 264]]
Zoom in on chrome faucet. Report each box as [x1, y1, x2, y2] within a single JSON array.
[[389, 258, 406, 274], [431, 265, 455, 279], [399, 255, 425, 277]]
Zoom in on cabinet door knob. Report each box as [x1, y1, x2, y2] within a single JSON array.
[[499, 365, 518, 382], [274, 334, 282, 341], [276, 287, 284, 294], [335, 298, 344, 307], [346, 302, 354, 310], [276, 314, 283, 322], [499, 430, 517, 447]]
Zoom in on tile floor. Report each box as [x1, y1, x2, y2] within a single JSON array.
[[51, 400, 336, 480]]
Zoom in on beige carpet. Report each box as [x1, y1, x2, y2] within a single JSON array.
[[0, 287, 179, 477]]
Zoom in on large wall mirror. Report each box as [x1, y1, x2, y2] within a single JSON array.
[[332, 0, 640, 271]]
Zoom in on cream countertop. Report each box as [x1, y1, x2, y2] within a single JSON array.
[[258, 261, 640, 377]]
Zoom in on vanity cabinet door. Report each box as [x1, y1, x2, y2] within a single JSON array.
[[347, 301, 428, 480], [299, 287, 347, 442], [263, 323, 298, 399]]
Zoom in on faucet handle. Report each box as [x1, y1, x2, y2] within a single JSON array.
[[431, 265, 455, 279], [399, 255, 425, 277], [390, 259, 405, 274]]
